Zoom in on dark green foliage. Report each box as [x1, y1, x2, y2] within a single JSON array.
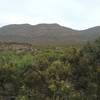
[[0, 38, 100, 100]]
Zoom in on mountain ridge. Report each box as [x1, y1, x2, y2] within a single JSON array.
[[0, 23, 100, 45]]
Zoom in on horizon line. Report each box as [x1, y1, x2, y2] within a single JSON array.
[[0, 22, 100, 31]]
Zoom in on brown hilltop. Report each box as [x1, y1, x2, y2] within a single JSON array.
[[0, 23, 100, 45]]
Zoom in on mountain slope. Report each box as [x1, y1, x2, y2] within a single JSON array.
[[0, 23, 100, 45], [79, 26, 100, 40]]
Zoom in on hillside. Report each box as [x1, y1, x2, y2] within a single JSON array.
[[0, 23, 100, 45]]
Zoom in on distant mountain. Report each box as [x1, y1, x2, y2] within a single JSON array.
[[79, 26, 100, 40], [0, 23, 100, 45]]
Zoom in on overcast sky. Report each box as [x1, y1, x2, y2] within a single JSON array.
[[0, 0, 100, 30]]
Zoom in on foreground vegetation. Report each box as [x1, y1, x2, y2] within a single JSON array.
[[0, 38, 100, 100]]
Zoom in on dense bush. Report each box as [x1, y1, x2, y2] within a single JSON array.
[[0, 38, 100, 100]]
